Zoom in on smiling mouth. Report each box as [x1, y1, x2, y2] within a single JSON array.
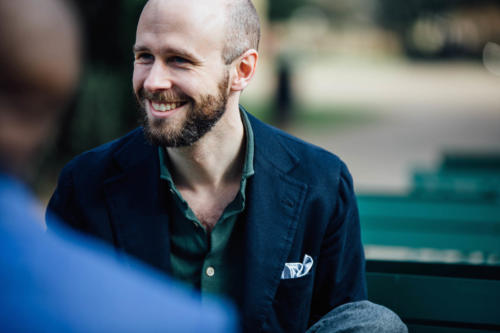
[[150, 101, 188, 112]]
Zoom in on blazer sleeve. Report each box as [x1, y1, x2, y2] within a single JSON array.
[[309, 161, 367, 325]]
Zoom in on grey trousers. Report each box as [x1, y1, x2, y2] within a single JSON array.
[[306, 301, 408, 333]]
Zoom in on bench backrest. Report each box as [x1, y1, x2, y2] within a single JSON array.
[[366, 260, 500, 333]]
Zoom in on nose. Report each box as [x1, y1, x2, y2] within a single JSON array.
[[143, 61, 173, 92]]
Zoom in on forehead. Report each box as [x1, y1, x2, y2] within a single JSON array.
[[136, 0, 226, 57]]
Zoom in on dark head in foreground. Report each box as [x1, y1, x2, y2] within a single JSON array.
[[0, 0, 81, 177]]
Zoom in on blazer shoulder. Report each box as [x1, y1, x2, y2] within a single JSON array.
[[248, 113, 348, 187], [63, 127, 145, 174], [280, 130, 350, 186], [277, 128, 343, 167]]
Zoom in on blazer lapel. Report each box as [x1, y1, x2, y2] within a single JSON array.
[[103, 130, 172, 274], [242, 115, 309, 332]]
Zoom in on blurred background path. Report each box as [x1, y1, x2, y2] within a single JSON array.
[[288, 60, 500, 192]]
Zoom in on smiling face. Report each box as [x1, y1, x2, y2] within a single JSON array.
[[132, 0, 232, 147]]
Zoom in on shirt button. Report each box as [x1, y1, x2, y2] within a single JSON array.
[[206, 266, 215, 277]]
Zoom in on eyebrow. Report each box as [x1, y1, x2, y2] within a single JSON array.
[[133, 44, 201, 63]]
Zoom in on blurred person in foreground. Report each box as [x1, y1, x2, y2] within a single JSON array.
[[47, 0, 407, 332], [0, 0, 237, 332]]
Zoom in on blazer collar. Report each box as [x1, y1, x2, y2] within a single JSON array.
[[246, 111, 300, 175], [110, 114, 299, 177]]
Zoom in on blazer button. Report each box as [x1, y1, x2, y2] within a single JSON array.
[[282, 198, 294, 208]]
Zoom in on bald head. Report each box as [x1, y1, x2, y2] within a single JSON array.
[[141, 0, 260, 65], [222, 0, 260, 64], [0, 0, 81, 175]]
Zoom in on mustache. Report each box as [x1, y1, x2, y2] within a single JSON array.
[[138, 88, 189, 103]]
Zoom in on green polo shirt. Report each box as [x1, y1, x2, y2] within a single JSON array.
[[159, 110, 254, 302]]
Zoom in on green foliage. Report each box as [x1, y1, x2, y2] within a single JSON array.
[[56, 0, 146, 159], [244, 102, 377, 131], [70, 67, 137, 154], [376, 0, 500, 30], [268, 0, 308, 21]]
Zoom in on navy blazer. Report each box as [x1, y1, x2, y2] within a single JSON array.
[[48, 112, 367, 332]]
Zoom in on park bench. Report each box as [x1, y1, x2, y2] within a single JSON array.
[[357, 194, 500, 263], [358, 152, 500, 263], [361, 153, 500, 331], [411, 152, 500, 202], [366, 260, 500, 332]]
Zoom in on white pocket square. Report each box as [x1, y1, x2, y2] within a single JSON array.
[[281, 254, 313, 279]]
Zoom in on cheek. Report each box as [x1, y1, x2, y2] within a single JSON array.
[[132, 66, 147, 93], [180, 75, 217, 100]]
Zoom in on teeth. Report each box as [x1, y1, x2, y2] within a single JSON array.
[[152, 102, 182, 112]]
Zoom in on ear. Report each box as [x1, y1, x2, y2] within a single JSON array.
[[230, 49, 258, 92]]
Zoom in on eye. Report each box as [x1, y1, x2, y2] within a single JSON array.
[[168, 56, 190, 66], [135, 52, 154, 63]]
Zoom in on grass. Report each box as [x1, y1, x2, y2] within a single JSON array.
[[242, 102, 379, 132]]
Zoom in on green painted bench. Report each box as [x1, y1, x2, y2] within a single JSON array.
[[411, 169, 500, 202], [366, 260, 500, 332], [440, 153, 500, 171], [411, 152, 500, 201], [357, 194, 500, 257]]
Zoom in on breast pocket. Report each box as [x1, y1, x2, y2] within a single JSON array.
[[269, 271, 315, 333], [277, 270, 315, 303]]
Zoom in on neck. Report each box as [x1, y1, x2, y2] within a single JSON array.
[[166, 98, 245, 191]]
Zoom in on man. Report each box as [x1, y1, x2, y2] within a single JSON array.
[[0, 0, 236, 331], [48, 0, 406, 332]]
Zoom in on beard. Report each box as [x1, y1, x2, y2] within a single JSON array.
[[137, 73, 229, 147]]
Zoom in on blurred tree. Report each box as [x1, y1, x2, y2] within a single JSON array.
[[76, 1, 123, 67], [269, 0, 306, 21], [377, 0, 451, 31], [36, 0, 148, 196], [54, 0, 146, 161], [376, 0, 500, 59]]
